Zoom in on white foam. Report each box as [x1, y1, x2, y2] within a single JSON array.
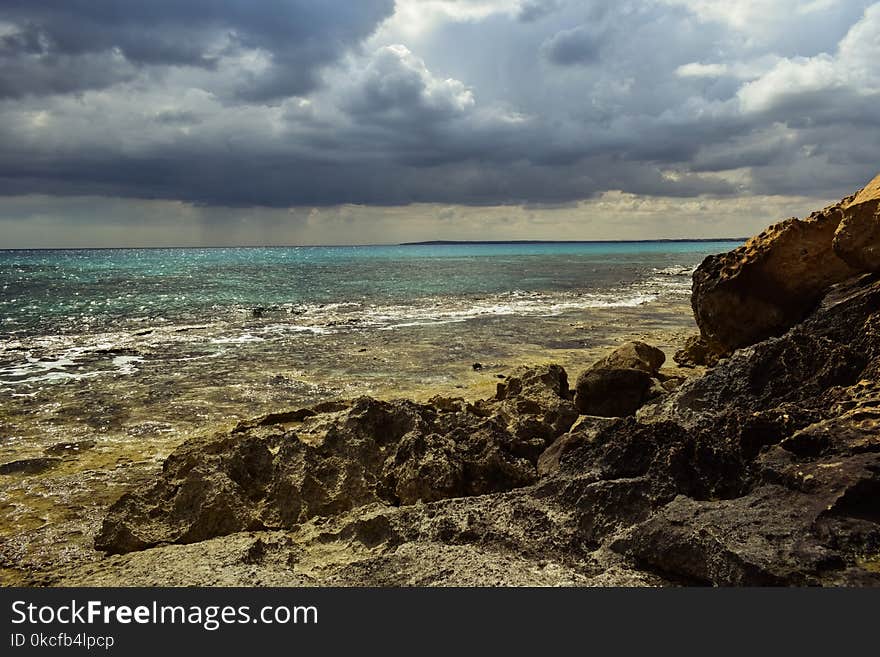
[[652, 265, 696, 276], [209, 334, 265, 344], [112, 355, 144, 375]]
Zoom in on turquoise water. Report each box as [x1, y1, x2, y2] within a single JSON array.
[[0, 239, 740, 473], [0, 242, 738, 339], [0, 240, 741, 404]]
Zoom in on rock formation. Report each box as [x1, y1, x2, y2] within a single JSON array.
[[691, 172, 880, 355], [833, 172, 880, 272], [95, 364, 577, 554]]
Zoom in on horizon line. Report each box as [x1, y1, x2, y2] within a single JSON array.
[[0, 237, 747, 251]]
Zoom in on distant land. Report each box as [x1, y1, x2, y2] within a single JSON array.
[[400, 238, 747, 245]]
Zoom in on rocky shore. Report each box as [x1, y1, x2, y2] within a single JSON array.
[[9, 175, 880, 586]]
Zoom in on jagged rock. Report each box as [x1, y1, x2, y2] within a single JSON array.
[[95, 430, 276, 553], [537, 416, 616, 476], [614, 450, 880, 586], [691, 186, 868, 353], [96, 368, 577, 554], [641, 274, 878, 431], [590, 341, 666, 374], [493, 363, 578, 436], [833, 173, 880, 271], [574, 368, 654, 417], [660, 376, 686, 392]]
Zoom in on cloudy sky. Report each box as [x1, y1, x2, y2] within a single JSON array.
[[1, 0, 878, 246]]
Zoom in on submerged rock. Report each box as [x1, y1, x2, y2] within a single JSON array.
[[45, 440, 97, 456], [0, 457, 62, 476]]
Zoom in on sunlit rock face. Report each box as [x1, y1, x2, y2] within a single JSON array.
[[833, 172, 880, 272], [691, 173, 880, 355]]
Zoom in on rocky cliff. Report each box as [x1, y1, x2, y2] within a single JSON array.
[[690, 172, 880, 356]]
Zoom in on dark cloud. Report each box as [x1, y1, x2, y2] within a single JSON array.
[[153, 110, 202, 126], [540, 25, 600, 66], [341, 45, 475, 128], [0, 0, 395, 100], [0, 0, 877, 216]]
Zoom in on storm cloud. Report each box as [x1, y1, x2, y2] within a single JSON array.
[[0, 0, 878, 241]]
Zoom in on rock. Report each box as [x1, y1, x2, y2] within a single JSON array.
[[383, 419, 537, 505], [591, 341, 665, 374], [641, 274, 877, 431], [96, 381, 574, 554], [691, 190, 864, 353], [571, 342, 667, 417], [493, 364, 578, 436], [672, 335, 718, 368], [472, 362, 483, 371], [574, 368, 654, 417], [833, 172, 880, 271], [537, 416, 616, 476], [95, 430, 276, 553], [0, 457, 62, 475], [660, 376, 685, 392], [614, 449, 880, 586]]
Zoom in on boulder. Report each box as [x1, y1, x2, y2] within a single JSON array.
[[493, 363, 578, 436], [590, 341, 665, 374], [574, 368, 655, 417], [833, 172, 880, 271], [692, 208, 858, 354]]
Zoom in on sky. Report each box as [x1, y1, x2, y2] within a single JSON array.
[[0, 0, 878, 247]]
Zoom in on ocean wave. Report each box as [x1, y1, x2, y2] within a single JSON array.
[[652, 265, 696, 276]]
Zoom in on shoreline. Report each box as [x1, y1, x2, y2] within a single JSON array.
[[0, 299, 700, 586]]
